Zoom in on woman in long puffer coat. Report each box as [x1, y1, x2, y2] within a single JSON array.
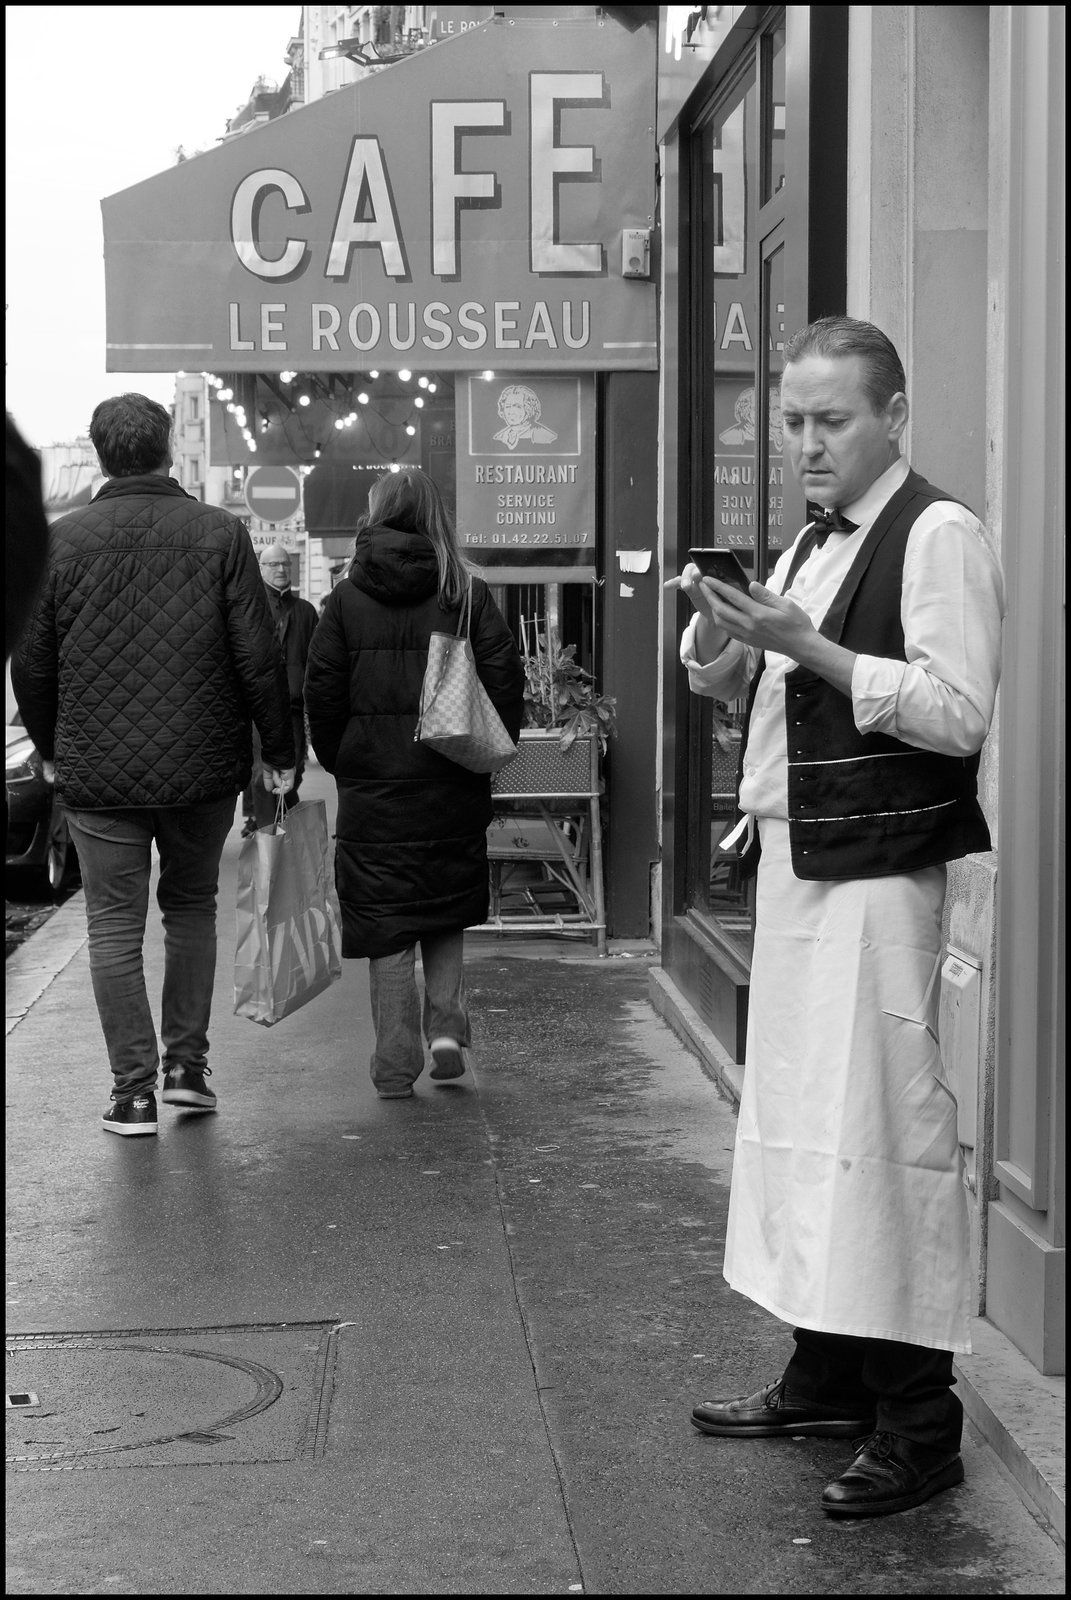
[[304, 468, 525, 1098]]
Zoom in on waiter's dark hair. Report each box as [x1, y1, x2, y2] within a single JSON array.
[[783, 317, 907, 413], [89, 393, 173, 478]]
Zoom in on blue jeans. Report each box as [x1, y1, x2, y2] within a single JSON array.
[[367, 931, 470, 1091], [64, 799, 236, 1104]]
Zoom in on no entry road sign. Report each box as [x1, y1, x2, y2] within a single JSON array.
[[244, 465, 303, 524]]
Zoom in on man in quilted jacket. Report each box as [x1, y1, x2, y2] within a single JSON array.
[[12, 393, 296, 1136]]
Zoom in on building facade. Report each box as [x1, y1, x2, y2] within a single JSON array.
[[38, 440, 103, 522], [116, 6, 663, 941], [651, 5, 1064, 1388], [104, 2, 1064, 1396]]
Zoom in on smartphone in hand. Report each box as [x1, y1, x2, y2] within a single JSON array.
[[687, 547, 752, 595]]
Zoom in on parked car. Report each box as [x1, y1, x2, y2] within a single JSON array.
[[5, 712, 79, 895]]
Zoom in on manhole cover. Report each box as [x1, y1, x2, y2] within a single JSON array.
[[6, 1322, 338, 1470]]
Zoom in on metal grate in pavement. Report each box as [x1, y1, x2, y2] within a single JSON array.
[[5, 1321, 340, 1471]]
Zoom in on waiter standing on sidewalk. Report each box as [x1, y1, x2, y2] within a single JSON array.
[[671, 317, 1004, 1518]]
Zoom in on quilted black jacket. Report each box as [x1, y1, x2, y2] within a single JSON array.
[[11, 474, 294, 809], [304, 522, 525, 958]]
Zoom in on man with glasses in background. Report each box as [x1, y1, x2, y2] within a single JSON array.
[[241, 542, 319, 835]]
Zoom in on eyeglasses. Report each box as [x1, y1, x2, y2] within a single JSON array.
[[262, 561, 291, 569]]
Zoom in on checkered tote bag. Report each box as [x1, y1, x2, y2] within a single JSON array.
[[414, 584, 519, 774]]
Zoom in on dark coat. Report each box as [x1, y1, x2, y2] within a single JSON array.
[[304, 522, 525, 958], [11, 474, 294, 809], [264, 583, 319, 708]]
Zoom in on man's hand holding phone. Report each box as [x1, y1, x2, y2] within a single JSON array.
[[664, 545, 757, 660], [686, 547, 753, 593], [667, 543, 838, 679]]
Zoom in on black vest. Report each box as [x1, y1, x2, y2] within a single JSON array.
[[738, 468, 993, 881]]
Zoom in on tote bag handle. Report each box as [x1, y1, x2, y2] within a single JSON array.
[[421, 580, 474, 711], [455, 579, 473, 641]]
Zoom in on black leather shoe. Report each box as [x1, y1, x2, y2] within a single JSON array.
[[822, 1430, 964, 1517], [161, 1065, 216, 1110], [101, 1094, 157, 1137], [691, 1378, 875, 1439]]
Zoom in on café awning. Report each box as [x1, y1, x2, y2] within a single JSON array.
[[103, 13, 657, 377]]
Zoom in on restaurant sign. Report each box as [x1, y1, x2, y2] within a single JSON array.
[[456, 373, 595, 582], [102, 16, 657, 375]]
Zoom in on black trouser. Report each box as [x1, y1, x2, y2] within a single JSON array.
[[784, 1327, 962, 1452]]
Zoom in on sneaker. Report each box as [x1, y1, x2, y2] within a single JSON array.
[[375, 1084, 415, 1099], [429, 1038, 467, 1081], [161, 1065, 216, 1111], [102, 1094, 158, 1136]]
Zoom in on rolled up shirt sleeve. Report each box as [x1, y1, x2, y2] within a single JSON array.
[[851, 505, 1005, 756], [680, 612, 756, 702]]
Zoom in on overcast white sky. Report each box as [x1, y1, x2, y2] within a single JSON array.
[[5, 5, 301, 448]]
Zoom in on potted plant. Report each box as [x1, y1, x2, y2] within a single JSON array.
[[493, 622, 616, 799], [519, 621, 617, 752]]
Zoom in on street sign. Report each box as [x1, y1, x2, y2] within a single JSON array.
[[249, 531, 301, 555], [244, 465, 303, 524]]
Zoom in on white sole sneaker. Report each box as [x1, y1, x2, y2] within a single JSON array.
[[101, 1099, 158, 1136], [429, 1038, 467, 1081]]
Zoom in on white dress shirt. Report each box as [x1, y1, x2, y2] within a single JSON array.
[[680, 457, 1005, 822]]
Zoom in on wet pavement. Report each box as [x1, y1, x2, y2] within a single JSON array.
[[5, 867, 81, 961], [4, 764, 1064, 1594]]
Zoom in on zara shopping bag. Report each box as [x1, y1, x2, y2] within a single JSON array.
[[234, 799, 343, 1026], [414, 584, 519, 774]]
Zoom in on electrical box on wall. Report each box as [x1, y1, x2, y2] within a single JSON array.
[[938, 946, 983, 1149], [621, 227, 651, 278]]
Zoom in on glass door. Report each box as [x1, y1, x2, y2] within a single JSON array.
[[683, 11, 789, 962]]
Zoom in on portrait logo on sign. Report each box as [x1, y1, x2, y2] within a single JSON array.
[[492, 384, 559, 450], [468, 376, 582, 458]]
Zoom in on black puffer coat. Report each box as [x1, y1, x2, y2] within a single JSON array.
[[11, 474, 294, 808], [304, 522, 525, 958]]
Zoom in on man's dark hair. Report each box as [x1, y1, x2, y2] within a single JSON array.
[[783, 316, 907, 413], [89, 393, 173, 478]]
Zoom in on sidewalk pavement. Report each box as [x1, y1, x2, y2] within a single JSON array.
[[5, 762, 1064, 1595], [647, 979, 1067, 1551]]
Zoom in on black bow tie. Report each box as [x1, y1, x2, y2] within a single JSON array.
[[808, 505, 858, 546]]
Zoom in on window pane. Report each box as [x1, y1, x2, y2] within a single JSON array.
[[687, 35, 784, 956], [763, 22, 787, 203], [701, 61, 759, 579], [689, 64, 760, 928], [763, 241, 787, 563]]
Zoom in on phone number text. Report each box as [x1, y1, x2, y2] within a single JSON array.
[[464, 531, 592, 546]]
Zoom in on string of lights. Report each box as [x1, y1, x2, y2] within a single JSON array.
[[199, 368, 469, 467]]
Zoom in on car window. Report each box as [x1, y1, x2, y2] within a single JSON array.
[[5, 661, 20, 726]]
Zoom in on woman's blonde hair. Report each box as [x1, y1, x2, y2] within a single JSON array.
[[366, 468, 475, 608]]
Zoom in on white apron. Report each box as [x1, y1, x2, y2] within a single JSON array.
[[723, 819, 972, 1353]]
